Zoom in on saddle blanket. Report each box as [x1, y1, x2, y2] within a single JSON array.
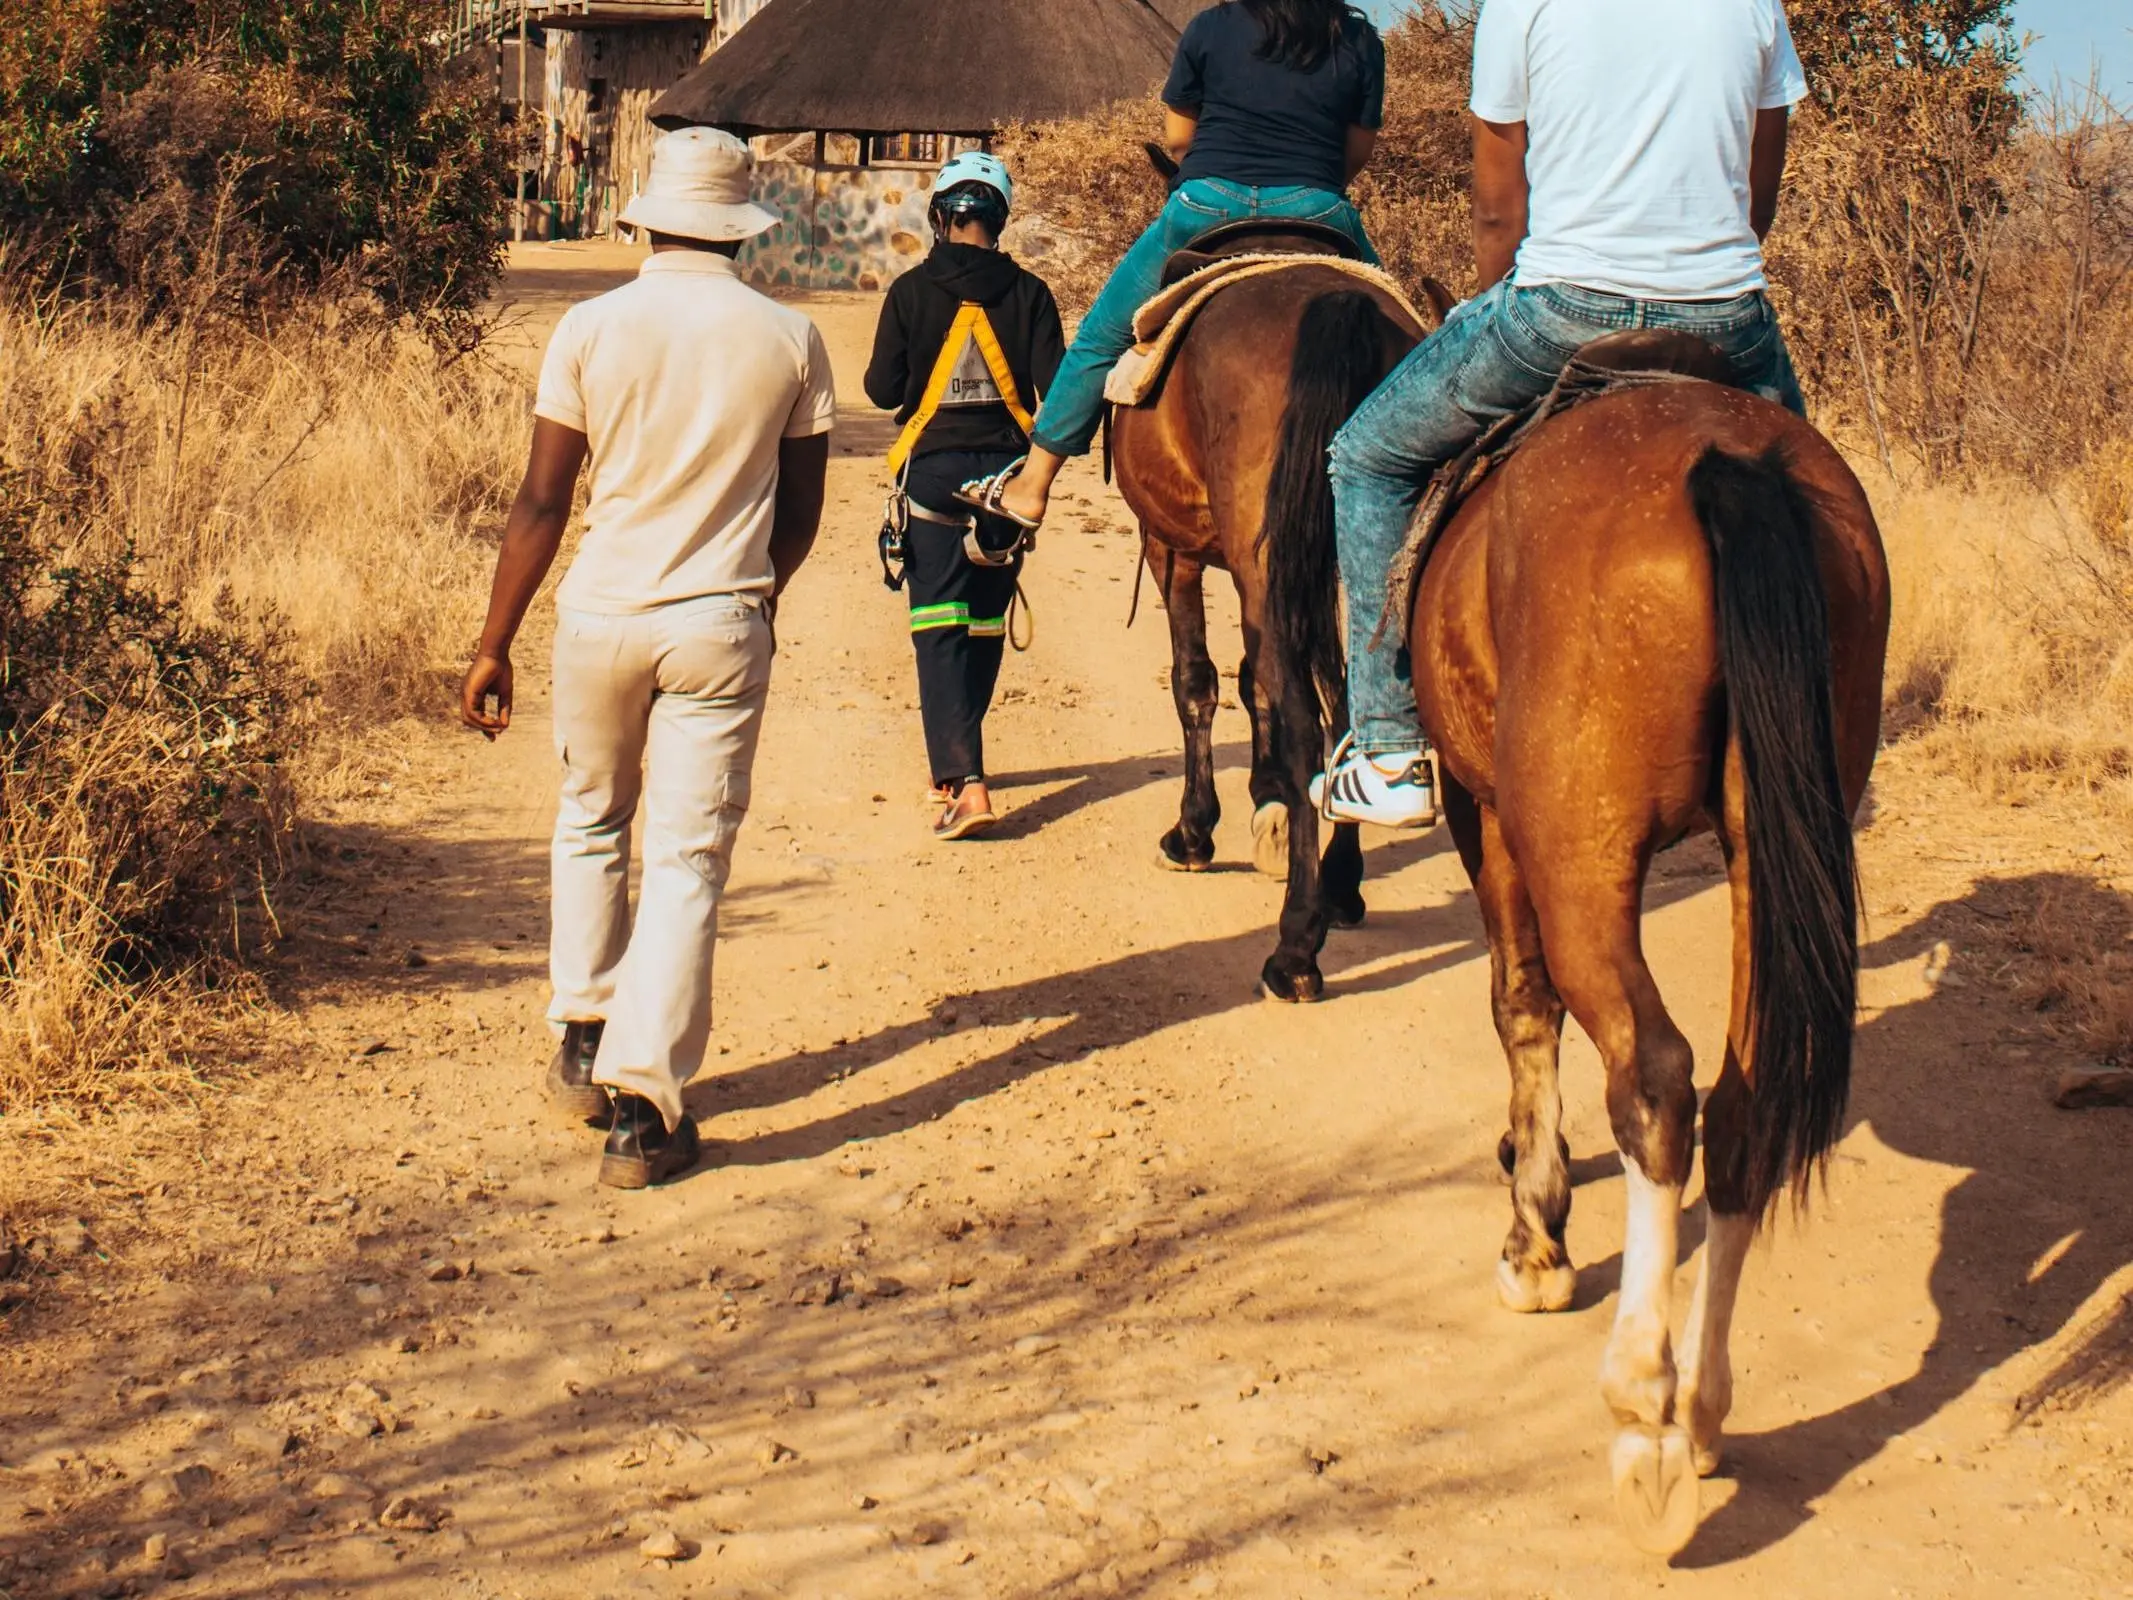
[[1103, 254, 1431, 408]]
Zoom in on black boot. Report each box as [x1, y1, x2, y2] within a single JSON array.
[[547, 1020, 612, 1126], [599, 1093, 701, 1190]]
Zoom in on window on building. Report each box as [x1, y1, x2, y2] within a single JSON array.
[[866, 133, 944, 167]]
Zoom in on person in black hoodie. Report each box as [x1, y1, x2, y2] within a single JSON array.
[[864, 153, 1065, 841]]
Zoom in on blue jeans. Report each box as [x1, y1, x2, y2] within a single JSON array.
[[1029, 178, 1377, 458], [1329, 278, 1808, 755]]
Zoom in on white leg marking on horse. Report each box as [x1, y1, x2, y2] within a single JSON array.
[[1250, 800, 1290, 880], [1677, 1206, 1753, 1477], [1603, 1159, 1699, 1554], [1602, 1159, 1683, 1428]]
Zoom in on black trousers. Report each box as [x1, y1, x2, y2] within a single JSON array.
[[901, 448, 1024, 787]]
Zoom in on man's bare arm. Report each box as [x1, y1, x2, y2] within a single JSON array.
[[768, 433, 830, 599], [1472, 116, 1530, 292], [1748, 106, 1790, 240], [459, 418, 588, 738]]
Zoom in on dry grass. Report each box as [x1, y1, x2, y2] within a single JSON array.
[[1875, 474, 2133, 811], [0, 297, 524, 721], [0, 292, 528, 1127], [0, 711, 254, 1113]]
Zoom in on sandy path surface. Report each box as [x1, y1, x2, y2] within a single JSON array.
[[3, 243, 2129, 1599]]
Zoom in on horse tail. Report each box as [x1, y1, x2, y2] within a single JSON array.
[[1262, 289, 1387, 728], [1690, 443, 1860, 1217]]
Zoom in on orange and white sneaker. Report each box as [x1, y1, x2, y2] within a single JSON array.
[[1309, 734, 1439, 829]]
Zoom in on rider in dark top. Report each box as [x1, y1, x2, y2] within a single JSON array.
[[962, 0, 1384, 536], [1170, 1, 1385, 194]]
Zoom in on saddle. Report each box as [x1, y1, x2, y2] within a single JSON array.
[[1104, 220, 1426, 409], [1377, 330, 1744, 647], [1158, 216, 1363, 287]]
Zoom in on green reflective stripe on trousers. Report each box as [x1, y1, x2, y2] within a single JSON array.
[[967, 616, 1007, 638], [910, 602, 971, 631]]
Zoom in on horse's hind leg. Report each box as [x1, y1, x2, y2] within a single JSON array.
[[1156, 549, 1219, 871], [1446, 788, 1573, 1312], [1257, 640, 1336, 1001], [1677, 806, 1756, 1479], [1237, 644, 1289, 880], [1521, 839, 1700, 1554]]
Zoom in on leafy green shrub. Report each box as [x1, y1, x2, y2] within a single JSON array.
[[0, 0, 512, 337]]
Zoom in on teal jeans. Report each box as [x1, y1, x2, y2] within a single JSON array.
[[1029, 178, 1376, 458]]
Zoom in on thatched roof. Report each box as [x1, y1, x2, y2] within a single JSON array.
[[649, 0, 1182, 137]]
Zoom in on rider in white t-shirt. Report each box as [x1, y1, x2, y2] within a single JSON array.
[[1313, 0, 1810, 830]]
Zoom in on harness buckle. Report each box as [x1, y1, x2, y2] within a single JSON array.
[[878, 487, 910, 591]]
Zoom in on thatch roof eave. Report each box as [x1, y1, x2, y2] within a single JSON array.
[[651, 0, 1180, 138]]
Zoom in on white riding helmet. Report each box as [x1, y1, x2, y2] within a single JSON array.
[[931, 151, 1013, 214]]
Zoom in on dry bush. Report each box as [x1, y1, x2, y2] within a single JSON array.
[[1349, 6, 1476, 298], [0, 295, 522, 720], [0, 467, 293, 1113], [1877, 477, 2133, 807], [0, 285, 526, 1115], [2005, 883, 2133, 1066], [0, 2, 513, 343], [998, 96, 1175, 311]]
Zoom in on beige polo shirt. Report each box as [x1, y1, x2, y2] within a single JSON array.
[[534, 252, 837, 613]]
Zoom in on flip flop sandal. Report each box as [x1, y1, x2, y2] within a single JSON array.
[[933, 797, 1000, 841], [952, 458, 1043, 532]]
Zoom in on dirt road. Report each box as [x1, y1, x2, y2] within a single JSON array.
[[3, 243, 2129, 1599]]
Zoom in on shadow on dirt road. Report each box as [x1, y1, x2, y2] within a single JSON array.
[[1681, 869, 2133, 1566]]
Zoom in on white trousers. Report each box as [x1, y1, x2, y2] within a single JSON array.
[[547, 594, 771, 1129]]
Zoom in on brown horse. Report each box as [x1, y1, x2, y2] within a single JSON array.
[[1383, 374, 1891, 1551], [1110, 240, 1440, 1000]]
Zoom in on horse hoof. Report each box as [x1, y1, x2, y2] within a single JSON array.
[[1327, 894, 1365, 929], [1610, 1427, 1700, 1557], [1495, 1257, 1576, 1314], [1156, 828, 1214, 873], [1256, 959, 1323, 1004], [1249, 802, 1289, 880]]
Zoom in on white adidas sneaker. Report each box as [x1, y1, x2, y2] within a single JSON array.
[[1310, 736, 1439, 828]]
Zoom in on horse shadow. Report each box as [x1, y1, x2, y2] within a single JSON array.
[[677, 906, 1487, 1170], [1679, 868, 2133, 1565], [677, 820, 1722, 1173], [984, 739, 1278, 841]]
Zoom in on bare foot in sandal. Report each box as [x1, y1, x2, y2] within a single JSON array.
[[993, 447, 1067, 529]]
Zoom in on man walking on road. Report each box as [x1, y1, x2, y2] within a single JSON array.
[[460, 127, 835, 1190]]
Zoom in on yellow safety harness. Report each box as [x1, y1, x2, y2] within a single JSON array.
[[885, 301, 1035, 474]]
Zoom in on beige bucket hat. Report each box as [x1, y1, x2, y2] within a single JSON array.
[[619, 127, 780, 242]]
